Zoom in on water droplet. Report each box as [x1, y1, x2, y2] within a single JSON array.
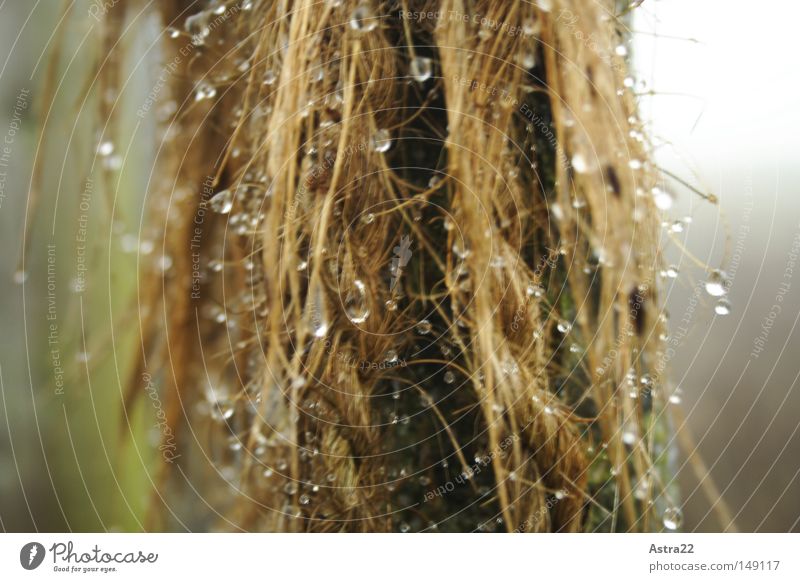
[[211, 400, 235, 423], [349, 4, 378, 33], [399, 522, 411, 533], [185, 11, 210, 45], [556, 320, 572, 334], [517, 50, 536, 69], [167, 27, 180, 39], [615, 44, 628, 57], [443, 371, 455, 384], [97, 140, 114, 156], [527, 283, 544, 298], [662, 507, 683, 531], [299, 494, 311, 505], [284, 481, 299, 495], [139, 240, 154, 255], [360, 212, 375, 224], [622, 430, 637, 446], [452, 240, 470, 260], [309, 283, 329, 338], [194, 81, 217, 101], [522, 18, 540, 36], [714, 298, 731, 316], [652, 187, 674, 210], [669, 220, 685, 233], [263, 70, 277, 86], [384, 349, 398, 364], [628, 159, 642, 170], [227, 435, 243, 451], [344, 280, 370, 324], [209, 189, 234, 214], [410, 56, 433, 82], [156, 255, 173, 272], [385, 298, 398, 311], [633, 476, 650, 500], [550, 202, 564, 222], [705, 270, 729, 297], [416, 319, 432, 335], [664, 265, 679, 279], [371, 128, 392, 153], [571, 152, 589, 174], [13, 269, 28, 284]]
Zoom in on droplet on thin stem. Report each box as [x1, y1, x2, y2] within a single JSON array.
[[416, 319, 432, 335], [371, 128, 392, 153], [705, 270, 729, 297], [349, 4, 378, 33], [662, 507, 683, 531], [410, 56, 433, 82], [209, 189, 234, 214]]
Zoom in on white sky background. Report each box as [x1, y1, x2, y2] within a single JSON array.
[[634, 1, 800, 530], [634, 0, 800, 167]]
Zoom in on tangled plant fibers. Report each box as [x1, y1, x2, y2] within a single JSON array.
[[76, 0, 682, 532]]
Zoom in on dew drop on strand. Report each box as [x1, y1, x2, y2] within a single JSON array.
[[416, 319, 433, 335], [209, 189, 234, 214], [662, 507, 683, 531], [571, 152, 589, 174], [263, 70, 277, 86], [97, 140, 114, 157], [349, 4, 378, 33], [371, 128, 392, 153], [344, 280, 370, 324], [705, 270, 729, 297], [714, 298, 731, 315], [410, 56, 433, 82], [652, 187, 674, 210]]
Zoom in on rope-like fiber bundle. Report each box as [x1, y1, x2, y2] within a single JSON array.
[[112, 0, 671, 532]]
